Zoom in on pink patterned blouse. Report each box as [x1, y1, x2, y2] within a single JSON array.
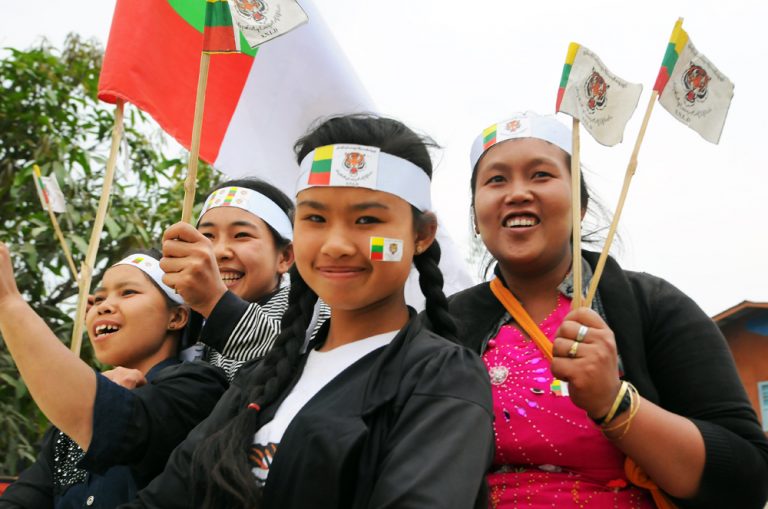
[[483, 293, 654, 508]]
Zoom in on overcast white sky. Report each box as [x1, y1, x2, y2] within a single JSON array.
[[2, 0, 767, 315]]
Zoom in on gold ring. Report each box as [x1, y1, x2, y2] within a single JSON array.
[[576, 325, 589, 343], [567, 340, 580, 359]]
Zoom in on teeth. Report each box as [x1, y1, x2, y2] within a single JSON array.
[[95, 324, 120, 336], [505, 216, 538, 228], [221, 273, 243, 282]]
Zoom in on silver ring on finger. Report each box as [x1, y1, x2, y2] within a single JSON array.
[[575, 324, 589, 343]]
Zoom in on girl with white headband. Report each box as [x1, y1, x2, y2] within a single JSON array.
[[0, 247, 227, 508], [447, 111, 768, 508], [120, 115, 494, 509], [160, 179, 297, 380]]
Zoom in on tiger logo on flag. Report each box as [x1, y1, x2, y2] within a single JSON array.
[[682, 64, 710, 104], [234, 0, 268, 23], [344, 152, 366, 175], [585, 70, 608, 112]]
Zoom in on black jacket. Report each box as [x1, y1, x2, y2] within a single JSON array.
[[0, 359, 228, 509], [446, 251, 768, 509], [122, 315, 494, 509]]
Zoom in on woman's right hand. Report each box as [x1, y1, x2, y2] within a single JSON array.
[[160, 222, 227, 318]]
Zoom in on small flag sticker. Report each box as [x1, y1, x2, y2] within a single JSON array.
[[550, 379, 569, 397], [370, 237, 403, 262]]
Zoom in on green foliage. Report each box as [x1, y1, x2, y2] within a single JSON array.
[[0, 35, 221, 473]]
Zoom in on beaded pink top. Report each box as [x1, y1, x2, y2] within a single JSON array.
[[483, 293, 654, 508]]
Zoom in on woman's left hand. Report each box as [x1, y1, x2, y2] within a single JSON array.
[[0, 242, 22, 308], [551, 307, 621, 420]]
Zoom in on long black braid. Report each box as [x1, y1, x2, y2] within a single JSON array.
[[412, 236, 457, 342], [193, 266, 317, 509]]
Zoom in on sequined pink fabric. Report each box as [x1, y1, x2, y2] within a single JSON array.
[[483, 294, 654, 508]]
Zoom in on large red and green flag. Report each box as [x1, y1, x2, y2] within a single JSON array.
[[98, 0, 372, 193], [556, 42, 642, 146], [653, 19, 734, 144]]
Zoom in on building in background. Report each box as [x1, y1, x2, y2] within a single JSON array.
[[713, 301, 768, 433]]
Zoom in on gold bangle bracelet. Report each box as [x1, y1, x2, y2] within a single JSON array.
[[602, 381, 629, 426]]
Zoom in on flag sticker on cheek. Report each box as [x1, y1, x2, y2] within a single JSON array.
[[370, 237, 404, 262]]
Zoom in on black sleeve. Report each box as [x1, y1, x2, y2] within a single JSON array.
[[80, 362, 228, 481], [0, 428, 55, 508], [117, 377, 248, 509], [367, 344, 494, 509], [637, 274, 768, 509], [198, 291, 250, 353]]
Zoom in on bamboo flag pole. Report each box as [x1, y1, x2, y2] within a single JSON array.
[[33, 165, 79, 285], [571, 119, 583, 308], [180, 53, 211, 224], [70, 100, 125, 356], [585, 91, 658, 307]]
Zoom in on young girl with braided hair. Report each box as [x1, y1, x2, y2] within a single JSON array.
[[121, 114, 494, 509]]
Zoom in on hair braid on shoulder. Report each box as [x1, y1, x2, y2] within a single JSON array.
[[193, 267, 317, 509], [413, 240, 457, 342]]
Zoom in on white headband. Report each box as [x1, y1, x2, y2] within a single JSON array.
[[198, 187, 294, 241], [113, 254, 184, 305], [296, 144, 432, 211], [470, 112, 572, 170]]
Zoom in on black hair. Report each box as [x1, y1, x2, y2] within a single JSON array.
[[469, 140, 616, 279], [207, 178, 294, 249], [191, 114, 457, 508]]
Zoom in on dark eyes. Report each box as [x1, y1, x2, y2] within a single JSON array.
[[201, 232, 214, 240], [93, 295, 105, 304], [356, 216, 382, 225], [234, 231, 255, 239], [484, 175, 506, 185], [532, 170, 553, 178]]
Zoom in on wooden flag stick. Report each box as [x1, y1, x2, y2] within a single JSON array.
[[33, 165, 79, 285], [571, 118, 582, 308], [181, 53, 211, 224], [70, 100, 124, 356], [585, 91, 658, 307]]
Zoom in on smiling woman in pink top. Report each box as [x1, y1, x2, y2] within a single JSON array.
[[445, 111, 768, 508]]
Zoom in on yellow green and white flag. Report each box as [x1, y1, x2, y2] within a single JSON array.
[[653, 19, 734, 144], [556, 43, 642, 146], [33, 166, 66, 214]]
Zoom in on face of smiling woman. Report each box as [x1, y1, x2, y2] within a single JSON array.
[[473, 138, 574, 279], [87, 265, 185, 373], [294, 186, 421, 326], [197, 206, 293, 303]]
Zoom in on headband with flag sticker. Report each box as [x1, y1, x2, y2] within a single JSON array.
[[113, 254, 184, 304], [470, 112, 571, 170], [297, 144, 432, 211], [198, 186, 293, 241], [369, 237, 404, 262]]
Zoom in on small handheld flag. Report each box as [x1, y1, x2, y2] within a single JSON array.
[[556, 43, 642, 146], [33, 167, 67, 213], [654, 19, 734, 144], [228, 0, 308, 49]]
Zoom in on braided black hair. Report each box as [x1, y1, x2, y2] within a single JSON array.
[[193, 114, 456, 507], [192, 266, 316, 508]]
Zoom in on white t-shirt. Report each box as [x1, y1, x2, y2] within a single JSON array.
[[250, 331, 397, 483]]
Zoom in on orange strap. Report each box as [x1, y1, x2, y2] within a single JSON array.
[[489, 277, 553, 361], [625, 452, 679, 508]]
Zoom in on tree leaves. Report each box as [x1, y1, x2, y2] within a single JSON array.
[[0, 34, 220, 474]]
